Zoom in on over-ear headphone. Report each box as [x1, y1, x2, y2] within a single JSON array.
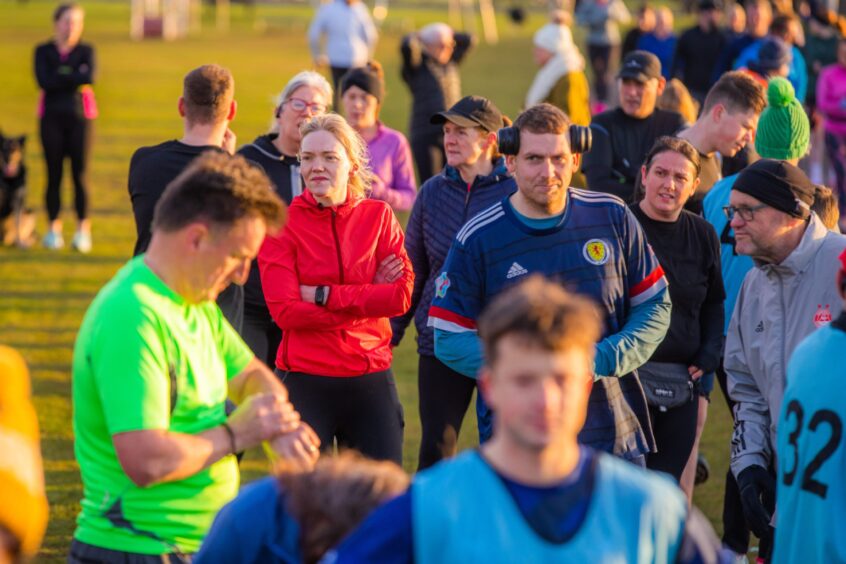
[[497, 125, 592, 156]]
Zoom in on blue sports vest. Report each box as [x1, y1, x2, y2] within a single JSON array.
[[774, 319, 846, 564], [412, 450, 687, 564]]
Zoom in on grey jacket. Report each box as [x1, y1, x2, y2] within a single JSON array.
[[726, 213, 846, 477], [575, 0, 631, 46]]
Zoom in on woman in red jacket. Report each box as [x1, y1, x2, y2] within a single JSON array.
[[259, 114, 413, 464]]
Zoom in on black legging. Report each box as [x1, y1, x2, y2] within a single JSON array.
[[417, 354, 477, 471], [277, 368, 404, 465], [646, 398, 699, 482], [587, 44, 617, 104], [40, 113, 91, 222]]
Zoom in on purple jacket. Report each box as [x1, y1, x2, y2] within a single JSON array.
[[367, 122, 417, 211]]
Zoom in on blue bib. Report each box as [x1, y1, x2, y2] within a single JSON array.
[[412, 450, 687, 564]]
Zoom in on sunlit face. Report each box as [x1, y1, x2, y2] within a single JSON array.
[[619, 77, 663, 119], [55, 7, 84, 47], [425, 31, 455, 65], [190, 216, 266, 303], [277, 85, 328, 148], [341, 85, 379, 131], [443, 122, 489, 168], [481, 337, 593, 450], [639, 8, 656, 31], [507, 130, 578, 215], [729, 5, 746, 33], [300, 129, 352, 203], [640, 150, 700, 220], [729, 190, 795, 261], [712, 106, 759, 157]]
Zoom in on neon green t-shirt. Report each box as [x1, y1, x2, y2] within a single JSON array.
[[72, 256, 254, 554]]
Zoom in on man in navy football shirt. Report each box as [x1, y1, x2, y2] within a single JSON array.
[[428, 103, 670, 462]]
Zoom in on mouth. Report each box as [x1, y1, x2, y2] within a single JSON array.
[[310, 176, 329, 182]]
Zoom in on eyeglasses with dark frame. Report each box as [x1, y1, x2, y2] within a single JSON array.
[[284, 97, 327, 114], [723, 204, 768, 222]]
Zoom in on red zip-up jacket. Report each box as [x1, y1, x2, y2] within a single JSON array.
[[258, 191, 414, 376]]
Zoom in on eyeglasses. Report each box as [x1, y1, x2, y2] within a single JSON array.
[[723, 204, 768, 222], [284, 98, 327, 114]]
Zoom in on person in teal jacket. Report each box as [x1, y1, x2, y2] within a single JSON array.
[[773, 248, 846, 564]]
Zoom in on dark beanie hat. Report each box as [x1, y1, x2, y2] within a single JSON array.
[[340, 66, 384, 102], [733, 159, 814, 218]]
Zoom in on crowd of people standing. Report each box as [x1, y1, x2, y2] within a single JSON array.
[[4, 0, 846, 562]]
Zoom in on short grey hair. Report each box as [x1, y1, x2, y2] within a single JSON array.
[[269, 70, 333, 132], [419, 22, 453, 45]]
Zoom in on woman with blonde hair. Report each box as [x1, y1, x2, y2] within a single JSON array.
[[259, 114, 413, 464], [658, 78, 700, 125]]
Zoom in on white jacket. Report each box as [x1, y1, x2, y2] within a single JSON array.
[[726, 213, 846, 477]]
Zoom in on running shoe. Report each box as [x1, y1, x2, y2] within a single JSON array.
[[42, 230, 64, 250], [695, 454, 710, 485], [71, 231, 92, 254]]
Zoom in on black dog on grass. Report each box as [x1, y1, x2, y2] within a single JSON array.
[[1, 133, 36, 247]]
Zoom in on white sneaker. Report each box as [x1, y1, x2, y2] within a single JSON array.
[[42, 230, 64, 250], [71, 231, 92, 254]]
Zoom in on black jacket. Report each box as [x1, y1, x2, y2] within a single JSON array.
[[34, 41, 95, 118]]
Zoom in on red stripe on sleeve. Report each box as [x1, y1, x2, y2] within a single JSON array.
[[630, 265, 666, 298], [428, 305, 477, 330]]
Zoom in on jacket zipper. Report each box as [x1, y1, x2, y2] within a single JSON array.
[[330, 209, 345, 284], [461, 181, 474, 223]]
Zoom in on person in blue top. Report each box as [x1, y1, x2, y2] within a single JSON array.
[[773, 248, 846, 564], [329, 276, 728, 563], [390, 95, 516, 470], [195, 451, 409, 564], [427, 103, 671, 462], [701, 75, 811, 559]]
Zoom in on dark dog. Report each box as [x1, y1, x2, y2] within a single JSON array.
[[0, 133, 35, 247]]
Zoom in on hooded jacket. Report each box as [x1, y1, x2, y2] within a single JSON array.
[[726, 213, 846, 477], [258, 191, 413, 376], [390, 159, 516, 356]]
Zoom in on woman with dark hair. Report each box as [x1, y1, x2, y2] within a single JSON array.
[[390, 95, 516, 471], [34, 2, 96, 252], [340, 62, 417, 212], [630, 136, 725, 489], [195, 452, 409, 564], [259, 114, 413, 464], [237, 71, 332, 367]]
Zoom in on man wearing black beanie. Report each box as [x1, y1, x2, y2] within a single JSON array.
[[724, 158, 846, 560]]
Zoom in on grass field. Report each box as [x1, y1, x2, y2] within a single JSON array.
[[0, 1, 735, 560]]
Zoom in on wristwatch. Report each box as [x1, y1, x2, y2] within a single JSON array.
[[315, 285, 328, 306]]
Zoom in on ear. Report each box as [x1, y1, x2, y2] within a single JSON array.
[[178, 96, 186, 118], [227, 99, 237, 122], [184, 222, 210, 251], [478, 366, 493, 406], [641, 164, 648, 185], [711, 103, 725, 123], [689, 176, 701, 197], [655, 77, 667, 96], [572, 152, 581, 170], [505, 154, 517, 175], [484, 130, 497, 152]]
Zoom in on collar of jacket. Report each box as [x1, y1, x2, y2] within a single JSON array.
[[246, 134, 299, 164], [756, 213, 830, 275], [443, 156, 509, 186], [295, 189, 361, 217]]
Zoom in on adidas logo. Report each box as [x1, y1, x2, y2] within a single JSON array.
[[755, 321, 764, 333], [506, 262, 528, 279]]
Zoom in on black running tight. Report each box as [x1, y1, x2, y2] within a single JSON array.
[[40, 114, 91, 221]]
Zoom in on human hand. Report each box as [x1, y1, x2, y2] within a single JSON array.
[[221, 128, 237, 154], [688, 365, 704, 381], [373, 254, 404, 284], [227, 392, 300, 450], [268, 422, 321, 471], [736, 465, 776, 540]]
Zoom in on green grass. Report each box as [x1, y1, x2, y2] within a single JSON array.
[[0, 2, 728, 561]]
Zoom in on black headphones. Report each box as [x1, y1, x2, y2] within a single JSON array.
[[497, 124, 592, 156]]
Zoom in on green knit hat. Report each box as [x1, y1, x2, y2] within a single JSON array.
[[754, 77, 810, 160]]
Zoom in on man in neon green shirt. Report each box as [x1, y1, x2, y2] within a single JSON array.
[[70, 152, 320, 562]]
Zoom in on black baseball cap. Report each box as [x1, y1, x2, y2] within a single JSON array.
[[698, 0, 720, 11], [617, 50, 662, 82], [430, 95, 503, 132]]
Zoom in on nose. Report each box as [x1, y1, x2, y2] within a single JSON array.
[[729, 213, 744, 229]]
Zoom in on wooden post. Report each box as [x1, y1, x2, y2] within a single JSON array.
[[216, 0, 230, 32], [478, 0, 498, 43]]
